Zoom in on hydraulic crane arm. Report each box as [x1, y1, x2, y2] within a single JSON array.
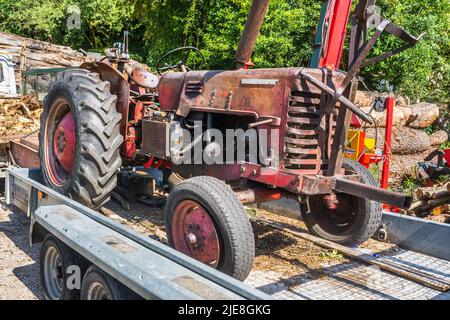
[[311, 0, 425, 70]]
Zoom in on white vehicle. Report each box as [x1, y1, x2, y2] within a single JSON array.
[[0, 54, 17, 97]]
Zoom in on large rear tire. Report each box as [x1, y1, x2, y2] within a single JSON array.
[[39, 69, 123, 209], [301, 159, 382, 244], [164, 176, 255, 281]]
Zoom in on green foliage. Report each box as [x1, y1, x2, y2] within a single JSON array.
[[0, 0, 448, 103], [399, 176, 423, 195], [0, 0, 134, 50], [369, 163, 381, 180], [361, 0, 450, 104], [320, 249, 344, 261]]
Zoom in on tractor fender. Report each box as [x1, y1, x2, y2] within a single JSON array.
[[80, 61, 130, 138]]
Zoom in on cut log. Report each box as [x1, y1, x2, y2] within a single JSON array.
[[389, 150, 432, 180], [407, 103, 440, 129], [429, 130, 449, 146], [365, 127, 431, 155], [361, 106, 414, 128], [415, 196, 450, 214], [414, 183, 450, 200], [431, 190, 450, 200], [0, 31, 82, 56], [355, 91, 409, 108], [0, 31, 84, 88]]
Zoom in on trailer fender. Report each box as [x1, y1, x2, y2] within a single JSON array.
[[29, 217, 50, 246]]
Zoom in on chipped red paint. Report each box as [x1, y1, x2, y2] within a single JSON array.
[[171, 200, 220, 267], [53, 112, 76, 173]]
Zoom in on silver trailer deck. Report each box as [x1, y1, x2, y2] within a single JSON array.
[[4, 167, 450, 300]]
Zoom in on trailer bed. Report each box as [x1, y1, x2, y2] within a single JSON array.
[[105, 192, 450, 300], [3, 167, 450, 300]]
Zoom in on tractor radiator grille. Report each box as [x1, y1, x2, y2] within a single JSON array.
[[284, 91, 337, 174], [141, 118, 171, 159]]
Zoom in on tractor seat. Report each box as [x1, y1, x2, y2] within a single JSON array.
[[130, 63, 159, 90]]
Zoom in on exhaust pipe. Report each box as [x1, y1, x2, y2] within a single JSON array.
[[235, 0, 270, 69]]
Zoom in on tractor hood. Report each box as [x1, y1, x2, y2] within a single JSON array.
[[157, 67, 346, 121]]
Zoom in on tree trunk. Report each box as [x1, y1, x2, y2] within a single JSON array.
[[365, 127, 431, 155], [406, 102, 440, 129], [429, 130, 448, 146]]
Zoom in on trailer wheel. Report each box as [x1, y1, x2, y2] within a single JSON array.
[[301, 159, 382, 244], [80, 265, 141, 300], [40, 235, 80, 300], [164, 176, 255, 281], [39, 69, 123, 209]]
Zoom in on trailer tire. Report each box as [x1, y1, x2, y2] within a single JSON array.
[[165, 176, 255, 281], [40, 235, 81, 300], [39, 69, 123, 209], [80, 265, 141, 300], [301, 159, 382, 244]]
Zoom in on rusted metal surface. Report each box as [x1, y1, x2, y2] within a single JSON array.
[[235, 188, 288, 205], [159, 67, 347, 177], [129, 62, 159, 89], [235, 0, 270, 68], [8, 139, 40, 168], [326, 79, 357, 176], [157, 72, 185, 112], [205, 162, 357, 196], [171, 199, 221, 268], [333, 175, 413, 209]]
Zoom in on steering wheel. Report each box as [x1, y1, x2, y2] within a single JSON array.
[[156, 46, 204, 75]]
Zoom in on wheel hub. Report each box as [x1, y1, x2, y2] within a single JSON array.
[[172, 200, 220, 267], [53, 112, 76, 173]]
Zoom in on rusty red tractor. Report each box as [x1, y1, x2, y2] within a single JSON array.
[[39, 0, 421, 280]]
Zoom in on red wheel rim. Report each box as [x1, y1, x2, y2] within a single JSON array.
[[44, 99, 76, 186], [171, 200, 221, 267]]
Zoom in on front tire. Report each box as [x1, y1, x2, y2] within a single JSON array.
[[164, 176, 255, 281], [39, 69, 123, 209], [301, 159, 382, 244]]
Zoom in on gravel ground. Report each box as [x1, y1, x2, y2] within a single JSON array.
[[0, 200, 44, 300]]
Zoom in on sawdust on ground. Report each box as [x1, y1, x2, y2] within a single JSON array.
[[0, 95, 42, 137]]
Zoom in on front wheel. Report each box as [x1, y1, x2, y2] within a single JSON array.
[[164, 176, 255, 281], [301, 159, 382, 244]]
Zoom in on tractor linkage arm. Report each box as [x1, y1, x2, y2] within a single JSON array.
[[305, 0, 425, 126]]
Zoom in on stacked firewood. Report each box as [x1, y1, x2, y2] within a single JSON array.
[[0, 31, 84, 87], [406, 183, 450, 223], [355, 91, 448, 182]]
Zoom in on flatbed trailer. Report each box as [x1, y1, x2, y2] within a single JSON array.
[[3, 167, 450, 300], [4, 167, 269, 300]]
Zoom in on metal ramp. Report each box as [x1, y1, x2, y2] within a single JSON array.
[[246, 249, 450, 300]]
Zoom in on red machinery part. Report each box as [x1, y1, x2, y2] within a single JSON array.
[[319, 0, 353, 69], [171, 200, 221, 267], [53, 112, 76, 173], [381, 97, 394, 190], [443, 149, 450, 166]]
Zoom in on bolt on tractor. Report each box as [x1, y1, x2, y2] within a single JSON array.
[[39, 0, 423, 280]]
